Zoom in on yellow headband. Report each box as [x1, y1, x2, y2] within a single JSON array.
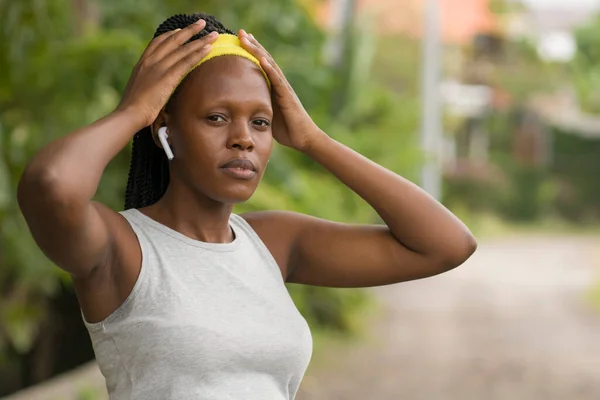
[[185, 33, 271, 88]]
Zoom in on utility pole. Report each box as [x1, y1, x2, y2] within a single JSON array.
[[324, 0, 356, 68], [420, 0, 443, 200], [324, 0, 357, 116]]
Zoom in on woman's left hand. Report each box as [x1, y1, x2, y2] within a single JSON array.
[[239, 30, 325, 152]]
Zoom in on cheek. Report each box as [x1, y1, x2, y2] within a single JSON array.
[[256, 132, 274, 154], [175, 130, 223, 160]]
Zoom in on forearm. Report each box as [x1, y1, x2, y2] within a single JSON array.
[[20, 108, 145, 203], [304, 132, 476, 260]]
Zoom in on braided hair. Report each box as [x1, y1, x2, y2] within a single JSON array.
[[124, 13, 235, 210]]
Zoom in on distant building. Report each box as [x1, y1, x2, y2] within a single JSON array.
[[505, 0, 596, 38], [316, 0, 499, 44]]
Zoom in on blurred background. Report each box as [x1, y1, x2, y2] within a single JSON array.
[[1, 0, 600, 399]]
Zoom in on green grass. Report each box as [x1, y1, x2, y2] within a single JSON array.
[[76, 386, 105, 400], [587, 279, 600, 311], [460, 212, 600, 240]]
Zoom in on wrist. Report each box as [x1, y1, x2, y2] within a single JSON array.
[[300, 129, 330, 155], [111, 105, 152, 133]]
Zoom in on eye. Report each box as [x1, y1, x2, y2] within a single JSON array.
[[252, 119, 270, 127], [207, 115, 226, 123]]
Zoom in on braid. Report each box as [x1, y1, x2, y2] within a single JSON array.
[[153, 13, 234, 39], [124, 13, 235, 210]]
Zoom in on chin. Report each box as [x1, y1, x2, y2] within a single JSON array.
[[213, 183, 259, 205]]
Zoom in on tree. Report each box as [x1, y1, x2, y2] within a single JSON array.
[[573, 13, 600, 114], [0, 0, 421, 393]]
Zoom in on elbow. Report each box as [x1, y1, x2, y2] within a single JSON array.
[[18, 166, 55, 201], [459, 231, 478, 263], [18, 166, 75, 213], [437, 231, 478, 273]]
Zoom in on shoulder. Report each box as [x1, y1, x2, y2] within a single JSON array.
[[240, 210, 311, 230], [240, 210, 323, 241], [239, 210, 316, 279], [75, 204, 143, 323]]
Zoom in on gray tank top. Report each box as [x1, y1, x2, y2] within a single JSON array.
[[83, 209, 313, 399]]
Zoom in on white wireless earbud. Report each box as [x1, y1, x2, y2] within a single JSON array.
[[157, 126, 174, 161]]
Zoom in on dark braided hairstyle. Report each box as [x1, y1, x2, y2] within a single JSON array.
[[124, 13, 235, 210]]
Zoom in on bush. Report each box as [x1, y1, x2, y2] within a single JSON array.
[[0, 0, 422, 393]]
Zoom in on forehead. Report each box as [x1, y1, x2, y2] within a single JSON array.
[[177, 56, 271, 106]]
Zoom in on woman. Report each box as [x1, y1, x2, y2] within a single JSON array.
[[17, 12, 476, 400]]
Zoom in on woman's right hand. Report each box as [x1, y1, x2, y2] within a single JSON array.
[[116, 19, 219, 128]]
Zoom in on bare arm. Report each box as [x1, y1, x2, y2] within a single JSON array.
[[241, 32, 477, 287], [291, 134, 476, 286], [17, 111, 144, 277], [18, 21, 218, 278], [245, 135, 476, 288], [303, 135, 477, 267]]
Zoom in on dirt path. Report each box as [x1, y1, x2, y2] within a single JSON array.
[[297, 235, 600, 400]]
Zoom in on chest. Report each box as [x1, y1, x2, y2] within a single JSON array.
[[112, 250, 313, 380]]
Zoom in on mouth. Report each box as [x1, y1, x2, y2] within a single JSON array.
[[219, 158, 257, 180]]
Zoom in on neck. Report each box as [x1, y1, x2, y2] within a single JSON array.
[[140, 183, 235, 244]]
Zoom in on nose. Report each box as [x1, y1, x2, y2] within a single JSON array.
[[226, 120, 255, 151]]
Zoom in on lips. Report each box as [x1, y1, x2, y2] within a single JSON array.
[[220, 158, 256, 171]]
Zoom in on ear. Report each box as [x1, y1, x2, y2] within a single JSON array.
[[150, 109, 171, 149]]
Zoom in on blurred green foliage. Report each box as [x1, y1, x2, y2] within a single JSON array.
[[0, 0, 421, 391], [444, 20, 600, 225], [554, 14, 600, 221], [573, 14, 600, 115], [551, 129, 600, 222]]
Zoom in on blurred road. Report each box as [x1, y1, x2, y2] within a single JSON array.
[[3, 235, 599, 400], [297, 235, 600, 400]]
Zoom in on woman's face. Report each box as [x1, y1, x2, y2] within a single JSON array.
[[166, 55, 273, 204]]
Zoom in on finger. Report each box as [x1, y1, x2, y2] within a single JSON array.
[[160, 31, 218, 71], [239, 33, 268, 59], [245, 33, 270, 58], [168, 41, 215, 80], [241, 34, 285, 76], [259, 57, 289, 98], [150, 18, 208, 61], [240, 34, 274, 71], [239, 31, 291, 92], [239, 29, 250, 40], [141, 28, 182, 59], [146, 20, 204, 60]]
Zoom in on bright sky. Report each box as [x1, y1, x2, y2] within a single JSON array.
[[521, 0, 595, 61], [521, 0, 600, 9]]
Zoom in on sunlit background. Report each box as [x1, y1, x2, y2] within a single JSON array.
[[1, 0, 599, 399]]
